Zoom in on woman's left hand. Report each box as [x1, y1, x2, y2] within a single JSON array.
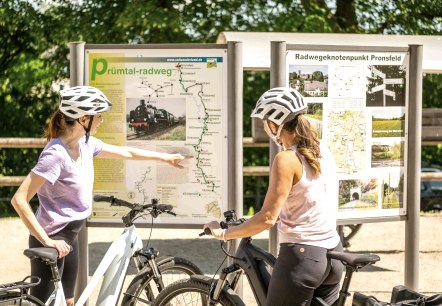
[[203, 221, 224, 241]]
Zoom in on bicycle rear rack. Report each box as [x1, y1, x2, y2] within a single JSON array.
[[0, 276, 40, 294]]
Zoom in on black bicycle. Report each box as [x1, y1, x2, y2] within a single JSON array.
[[0, 196, 202, 306], [153, 209, 381, 306]]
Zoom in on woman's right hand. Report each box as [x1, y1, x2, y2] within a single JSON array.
[[44, 238, 72, 258]]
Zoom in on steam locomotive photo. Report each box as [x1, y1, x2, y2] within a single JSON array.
[[129, 99, 178, 134]]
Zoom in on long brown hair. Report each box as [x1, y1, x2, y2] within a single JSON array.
[[44, 110, 76, 141], [283, 115, 322, 176]]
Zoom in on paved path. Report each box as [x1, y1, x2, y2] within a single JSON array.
[[1, 213, 441, 305]]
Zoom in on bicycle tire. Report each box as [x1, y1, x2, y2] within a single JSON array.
[[153, 275, 245, 306], [121, 256, 203, 306], [0, 293, 44, 306]]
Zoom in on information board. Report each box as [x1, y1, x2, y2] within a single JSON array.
[[286, 48, 409, 220], [84, 46, 228, 224]]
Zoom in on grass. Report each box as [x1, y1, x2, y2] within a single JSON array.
[[372, 119, 405, 137], [156, 124, 186, 141]]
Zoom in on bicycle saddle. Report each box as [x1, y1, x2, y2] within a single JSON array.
[[327, 251, 380, 266], [23, 247, 58, 263]]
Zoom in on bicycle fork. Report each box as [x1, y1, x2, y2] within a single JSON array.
[[209, 264, 243, 305], [135, 247, 166, 291]]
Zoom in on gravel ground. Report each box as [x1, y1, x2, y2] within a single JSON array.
[[0, 213, 441, 305]]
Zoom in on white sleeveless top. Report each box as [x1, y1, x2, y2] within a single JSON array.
[[278, 143, 340, 249]]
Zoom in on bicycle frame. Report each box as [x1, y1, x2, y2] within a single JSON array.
[[211, 237, 276, 306], [49, 224, 143, 306]]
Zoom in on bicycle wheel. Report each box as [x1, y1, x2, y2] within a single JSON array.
[[122, 256, 203, 306], [153, 275, 245, 306], [0, 293, 44, 306]]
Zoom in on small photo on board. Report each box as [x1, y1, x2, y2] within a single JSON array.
[[338, 178, 379, 210], [126, 97, 186, 141], [306, 102, 323, 139], [371, 140, 404, 168], [372, 109, 405, 138], [289, 65, 328, 97], [381, 172, 404, 209], [366, 65, 406, 107]]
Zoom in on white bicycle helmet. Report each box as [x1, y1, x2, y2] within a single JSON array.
[[251, 87, 307, 126], [251, 87, 307, 148], [59, 86, 112, 119]]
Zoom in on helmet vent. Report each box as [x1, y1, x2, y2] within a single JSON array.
[[78, 106, 94, 111], [75, 96, 89, 102], [281, 95, 291, 102], [266, 109, 276, 117], [274, 112, 284, 120]]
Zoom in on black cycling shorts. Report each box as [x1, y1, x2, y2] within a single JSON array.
[[29, 219, 85, 301], [266, 241, 344, 306]]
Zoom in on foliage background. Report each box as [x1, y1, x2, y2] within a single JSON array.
[[1, 0, 442, 216]]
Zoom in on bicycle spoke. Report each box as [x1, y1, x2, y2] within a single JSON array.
[[167, 291, 207, 305]]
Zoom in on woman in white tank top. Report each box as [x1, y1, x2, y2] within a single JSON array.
[[204, 87, 344, 306]]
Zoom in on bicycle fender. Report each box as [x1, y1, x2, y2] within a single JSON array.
[[155, 255, 176, 266]]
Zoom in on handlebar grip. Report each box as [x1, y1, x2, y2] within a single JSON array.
[[199, 227, 212, 237], [94, 195, 134, 208], [156, 204, 174, 211], [93, 195, 113, 202]]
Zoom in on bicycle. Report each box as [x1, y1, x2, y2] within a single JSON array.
[[153, 209, 381, 306], [0, 195, 202, 306]]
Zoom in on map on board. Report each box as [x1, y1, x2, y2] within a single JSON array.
[[88, 51, 226, 222], [327, 111, 367, 174]]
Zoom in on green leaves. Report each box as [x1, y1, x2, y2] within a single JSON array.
[[1, 0, 442, 215]]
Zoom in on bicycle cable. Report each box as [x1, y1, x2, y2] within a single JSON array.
[[220, 241, 246, 262], [210, 242, 229, 289], [143, 215, 154, 249]]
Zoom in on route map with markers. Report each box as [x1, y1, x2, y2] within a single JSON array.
[[85, 48, 227, 223], [286, 49, 409, 219]]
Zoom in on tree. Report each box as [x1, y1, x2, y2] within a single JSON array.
[[1, 0, 442, 215], [312, 71, 324, 82]]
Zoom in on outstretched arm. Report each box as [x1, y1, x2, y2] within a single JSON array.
[[205, 150, 301, 240], [97, 143, 191, 168]]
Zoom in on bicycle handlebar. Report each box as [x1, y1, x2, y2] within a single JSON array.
[[199, 218, 245, 237], [93, 195, 135, 209], [93, 195, 176, 224]]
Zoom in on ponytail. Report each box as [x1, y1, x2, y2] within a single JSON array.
[[44, 110, 76, 141], [283, 115, 322, 176]]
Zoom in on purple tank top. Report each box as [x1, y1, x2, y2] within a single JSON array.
[[31, 136, 103, 235]]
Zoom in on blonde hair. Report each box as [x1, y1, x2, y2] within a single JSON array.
[[44, 110, 76, 141], [283, 115, 322, 176]]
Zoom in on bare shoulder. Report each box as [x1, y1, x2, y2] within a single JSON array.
[[273, 150, 301, 170], [275, 150, 301, 162]]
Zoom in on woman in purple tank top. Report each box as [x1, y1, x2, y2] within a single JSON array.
[[204, 87, 343, 306], [11, 86, 190, 306]]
